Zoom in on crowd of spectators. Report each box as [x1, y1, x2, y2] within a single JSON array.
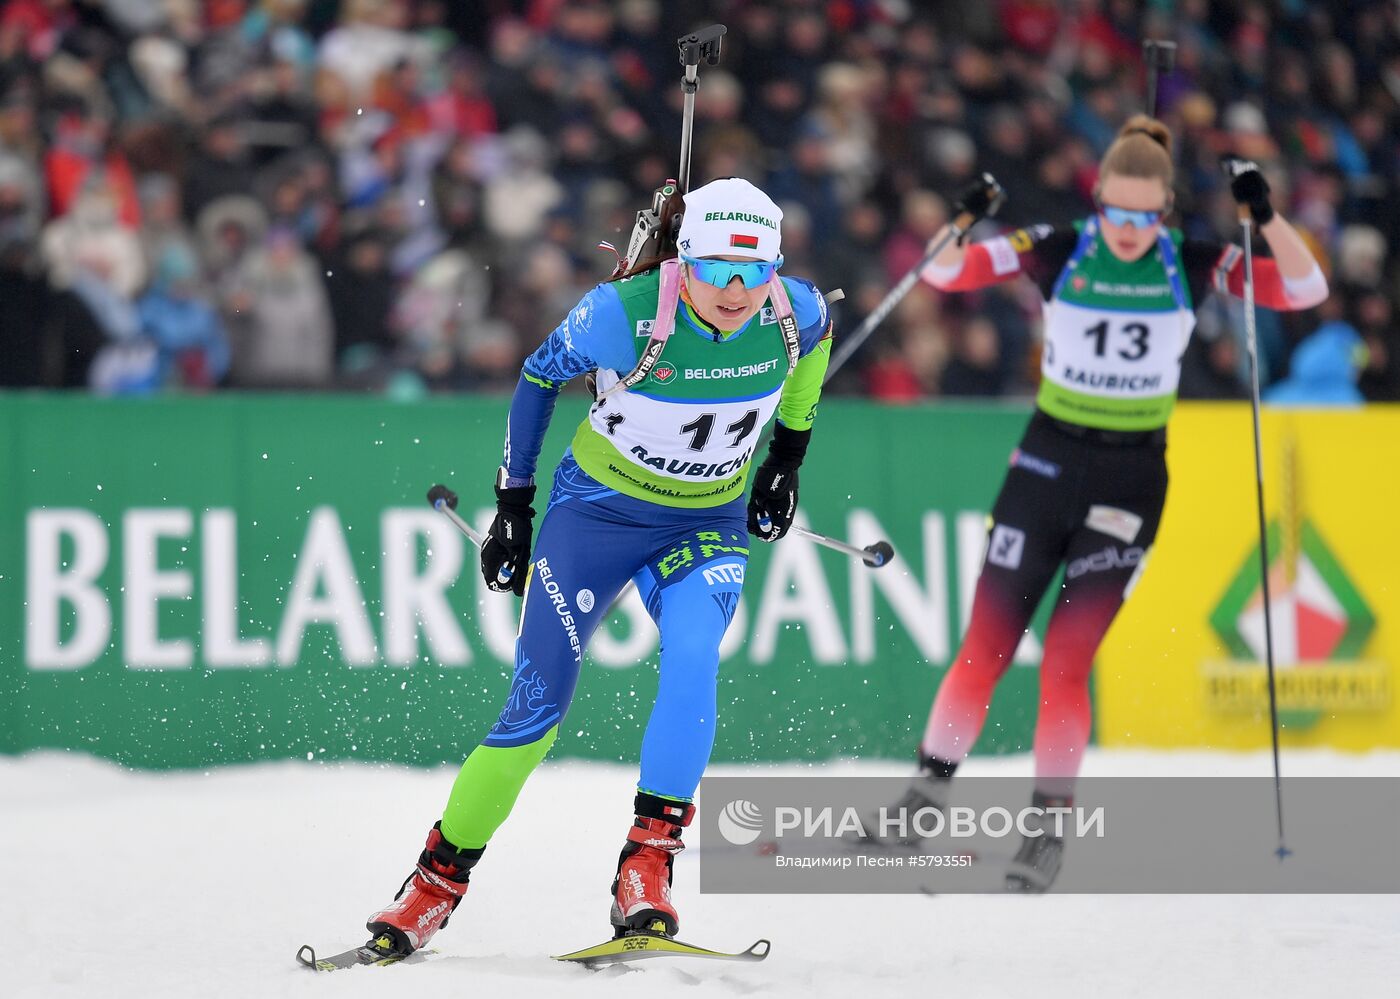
[[0, 0, 1396, 402]]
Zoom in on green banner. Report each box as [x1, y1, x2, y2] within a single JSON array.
[[0, 394, 1064, 769]]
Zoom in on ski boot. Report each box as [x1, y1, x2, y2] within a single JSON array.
[[365, 821, 485, 956], [1005, 792, 1069, 893], [610, 792, 695, 939], [852, 753, 955, 849]]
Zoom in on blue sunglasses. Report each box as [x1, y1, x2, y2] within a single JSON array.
[[682, 254, 783, 290], [1098, 203, 1163, 228]]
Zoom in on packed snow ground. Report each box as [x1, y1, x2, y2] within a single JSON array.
[[5, 750, 1398, 999]]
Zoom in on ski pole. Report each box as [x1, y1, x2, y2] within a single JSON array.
[[823, 174, 1005, 384], [786, 177, 1003, 570], [796, 524, 895, 568], [428, 484, 641, 603], [427, 484, 512, 588], [1230, 188, 1290, 862], [757, 516, 895, 568]]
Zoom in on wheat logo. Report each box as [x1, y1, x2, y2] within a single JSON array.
[[717, 799, 764, 845]]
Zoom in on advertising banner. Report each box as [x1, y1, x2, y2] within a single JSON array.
[[1096, 404, 1399, 750], [7, 396, 1392, 769], [0, 395, 1045, 768]]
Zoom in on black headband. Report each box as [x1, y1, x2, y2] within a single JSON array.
[[1124, 126, 1169, 150]]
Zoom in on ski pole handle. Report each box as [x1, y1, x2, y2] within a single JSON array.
[[426, 484, 513, 587], [823, 176, 1003, 384], [861, 540, 896, 568], [948, 173, 1006, 241]]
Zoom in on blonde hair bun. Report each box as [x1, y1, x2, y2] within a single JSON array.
[[1100, 115, 1174, 185]]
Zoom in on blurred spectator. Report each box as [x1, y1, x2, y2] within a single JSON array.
[[44, 107, 139, 226], [225, 227, 333, 387], [1265, 321, 1366, 406], [40, 185, 145, 301], [0, 148, 42, 251], [133, 243, 231, 392], [483, 126, 563, 245], [976, 105, 1038, 223], [922, 127, 980, 198], [766, 121, 843, 244], [318, 0, 424, 101], [0, 1, 1392, 402], [1355, 291, 1399, 401], [41, 187, 147, 391], [198, 195, 268, 292], [818, 198, 888, 298], [1335, 225, 1387, 288], [772, 198, 817, 275], [940, 316, 1004, 396], [864, 345, 926, 402], [183, 115, 255, 222], [1180, 294, 1249, 401], [484, 18, 553, 130], [0, 147, 45, 386], [1011, 126, 1093, 225], [244, 57, 322, 167], [426, 52, 498, 139], [812, 62, 873, 200], [326, 227, 396, 367], [392, 240, 515, 389], [882, 189, 947, 284], [0, 0, 74, 63], [138, 174, 197, 280]]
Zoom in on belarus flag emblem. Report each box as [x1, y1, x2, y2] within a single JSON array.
[[730, 233, 759, 249]]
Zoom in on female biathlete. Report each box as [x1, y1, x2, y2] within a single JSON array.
[[880, 117, 1327, 891], [361, 178, 832, 954]]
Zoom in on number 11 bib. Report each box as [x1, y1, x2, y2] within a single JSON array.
[[571, 268, 792, 508]]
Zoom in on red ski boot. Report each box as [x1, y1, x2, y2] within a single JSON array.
[[365, 822, 485, 956], [610, 793, 696, 938]]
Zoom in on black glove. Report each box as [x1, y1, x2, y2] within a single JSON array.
[[481, 470, 535, 596], [1220, 154, 1274, 226], [748, 424, 810, 543], [950, 172, 1005, 242]]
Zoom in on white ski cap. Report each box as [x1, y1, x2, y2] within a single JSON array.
[[676, 178, 783, 262]]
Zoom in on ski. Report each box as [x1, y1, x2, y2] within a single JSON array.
[[295, 938, 437, 972], [552, 932, 771, 969], [298, 931, 769, 973]]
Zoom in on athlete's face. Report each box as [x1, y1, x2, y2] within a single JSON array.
[[1096, 174, 1171, 262], [683, 256, 771, 331]]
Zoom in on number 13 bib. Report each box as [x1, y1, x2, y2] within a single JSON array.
[[1037, 218, 1194, 431]]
